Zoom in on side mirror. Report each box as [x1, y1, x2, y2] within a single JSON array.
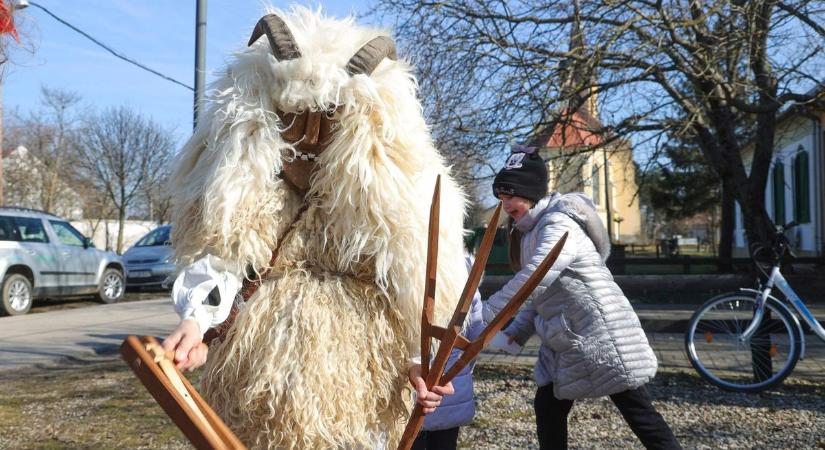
[[83, 237, 91, 249]]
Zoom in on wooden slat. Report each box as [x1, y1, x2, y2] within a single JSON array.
[[420, 175, 441, 381], [120, 336, 246, 450], [442, 232, 568, 384]]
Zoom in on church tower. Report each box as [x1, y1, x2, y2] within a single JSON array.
[[522, 0, 642, 243]]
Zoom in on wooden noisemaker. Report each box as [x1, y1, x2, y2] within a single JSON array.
[[397, 179, 568, 450], [120, 336, 246, 450]]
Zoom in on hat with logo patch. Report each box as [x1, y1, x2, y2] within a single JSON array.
[[492, 148, 548, 202]]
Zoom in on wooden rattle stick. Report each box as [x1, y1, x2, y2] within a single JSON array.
[[420, 175, 440, 381], [397, 228, 567, 450], [396, 188, 503, 450], [442, 232, 568, 384]]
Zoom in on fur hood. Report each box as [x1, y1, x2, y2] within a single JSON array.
[[168, 6, 465, 279], [515, 192, 611, 261]]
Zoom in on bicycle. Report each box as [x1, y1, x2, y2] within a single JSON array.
[[684, 222, 825, 393]]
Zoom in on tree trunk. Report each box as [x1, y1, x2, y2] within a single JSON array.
[[718, 181, 735, 272], [117, 209, 125, 254]]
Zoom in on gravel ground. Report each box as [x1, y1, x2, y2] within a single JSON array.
[[462, 365, 825, 449], [0, 358, 823, 449]]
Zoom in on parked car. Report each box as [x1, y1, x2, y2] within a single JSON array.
[[0, 207, 125, 316], [123, 225, 175, 290]]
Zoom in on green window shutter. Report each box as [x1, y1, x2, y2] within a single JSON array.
[[793, 150, 810, 224], [773, 162, 786, 225]]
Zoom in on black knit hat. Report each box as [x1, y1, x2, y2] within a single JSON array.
[[492, 149, 548, 202]]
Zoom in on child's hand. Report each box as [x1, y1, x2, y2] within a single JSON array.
[[408, 364, 455, 414], [162, 319, 208, 371]]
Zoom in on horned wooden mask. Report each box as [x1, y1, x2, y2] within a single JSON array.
[[248, 14, 398, 193]]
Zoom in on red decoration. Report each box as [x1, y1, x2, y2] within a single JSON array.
[[0, 1, 20, 42]]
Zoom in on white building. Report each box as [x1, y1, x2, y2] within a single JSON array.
[[2, 145, 83, 220], [734, 106, 824, 256]]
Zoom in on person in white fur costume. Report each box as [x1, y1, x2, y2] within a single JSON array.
[[160, 6, 469, 450]]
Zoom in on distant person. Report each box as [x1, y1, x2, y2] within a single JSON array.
[[483, 148, 681, 450]]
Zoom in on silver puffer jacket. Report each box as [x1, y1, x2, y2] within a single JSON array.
[[483, 193, 657, 400]]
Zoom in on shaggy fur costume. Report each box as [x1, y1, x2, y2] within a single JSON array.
[[169, 7, 467, 449]]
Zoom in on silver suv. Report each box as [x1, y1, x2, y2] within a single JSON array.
[[0, 207, 125, 316]]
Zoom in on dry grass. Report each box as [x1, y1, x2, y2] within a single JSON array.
[[1, 359, 823, 449], [0, 357, 191, 450]]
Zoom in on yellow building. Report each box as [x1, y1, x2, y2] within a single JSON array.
[[480, 10, 642, 244], [524, 108, 643, 244]]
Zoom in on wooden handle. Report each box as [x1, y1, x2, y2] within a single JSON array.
[[120, 335, 246, 450], [397, 404, 426, 450]]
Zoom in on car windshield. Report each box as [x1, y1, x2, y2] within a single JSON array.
[[135, 226, 171, 247]]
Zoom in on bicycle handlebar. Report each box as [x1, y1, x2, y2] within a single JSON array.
[[750, 221, 799, 267]]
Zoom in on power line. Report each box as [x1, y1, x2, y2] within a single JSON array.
[[28, 1, 194, 91]]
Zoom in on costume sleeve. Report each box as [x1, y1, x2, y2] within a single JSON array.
[[171, 255, 242, 337], [482, 213, 577, 328]]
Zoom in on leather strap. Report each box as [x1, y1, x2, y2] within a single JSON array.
[[203, 203, 310, 344]]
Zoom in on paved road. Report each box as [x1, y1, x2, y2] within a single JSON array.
[[2, 298, 824, 382], [0, 297, 178, 371]]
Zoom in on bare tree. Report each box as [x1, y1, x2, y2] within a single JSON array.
[[0, 5, 37, 205], [369, 0, 825, 251], [74, 107, 175, 253], [2, 87, 84, 217], [138, 172, 173, 225]]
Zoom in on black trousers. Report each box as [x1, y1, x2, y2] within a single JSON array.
[[411, 427, 460, 450], [534, 383, 681, 450]]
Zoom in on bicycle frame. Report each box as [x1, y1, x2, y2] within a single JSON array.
[[741, 265, 825, 344]]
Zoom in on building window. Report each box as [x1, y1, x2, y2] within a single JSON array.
[[793, 148, 810, 224], [591, 164, 600, 205], [773, 161, 786, 225]]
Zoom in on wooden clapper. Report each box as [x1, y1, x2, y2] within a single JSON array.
[[396, 177, 567, 450], [120, 335, 246, 450]]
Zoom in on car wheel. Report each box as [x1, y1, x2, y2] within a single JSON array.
[[2, 273, 33, 316], [96, 268, 125, 304]]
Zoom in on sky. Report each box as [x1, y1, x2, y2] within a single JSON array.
[[3, 1, 373, 143]]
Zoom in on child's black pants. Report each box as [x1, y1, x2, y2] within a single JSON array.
[[534, 383, 681, 450]]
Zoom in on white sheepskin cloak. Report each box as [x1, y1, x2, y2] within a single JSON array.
[[168, 6, 468, 449]]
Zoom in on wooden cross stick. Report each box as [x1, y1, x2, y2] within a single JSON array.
[[119, 335, 247, 450], [397, 180, 568, 450]]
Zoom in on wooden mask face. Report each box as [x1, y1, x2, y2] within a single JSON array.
[[277, 109, 338, 194], [248, 14, 397, 195]]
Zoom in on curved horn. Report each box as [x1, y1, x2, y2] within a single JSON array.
[[346, 36, 397, 76], [247, 14, 301, 60]]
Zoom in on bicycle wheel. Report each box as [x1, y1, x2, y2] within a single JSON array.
[[685, 294, 801, 393]]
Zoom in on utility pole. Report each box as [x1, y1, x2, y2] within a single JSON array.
[[193, 0, 206, 130]]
